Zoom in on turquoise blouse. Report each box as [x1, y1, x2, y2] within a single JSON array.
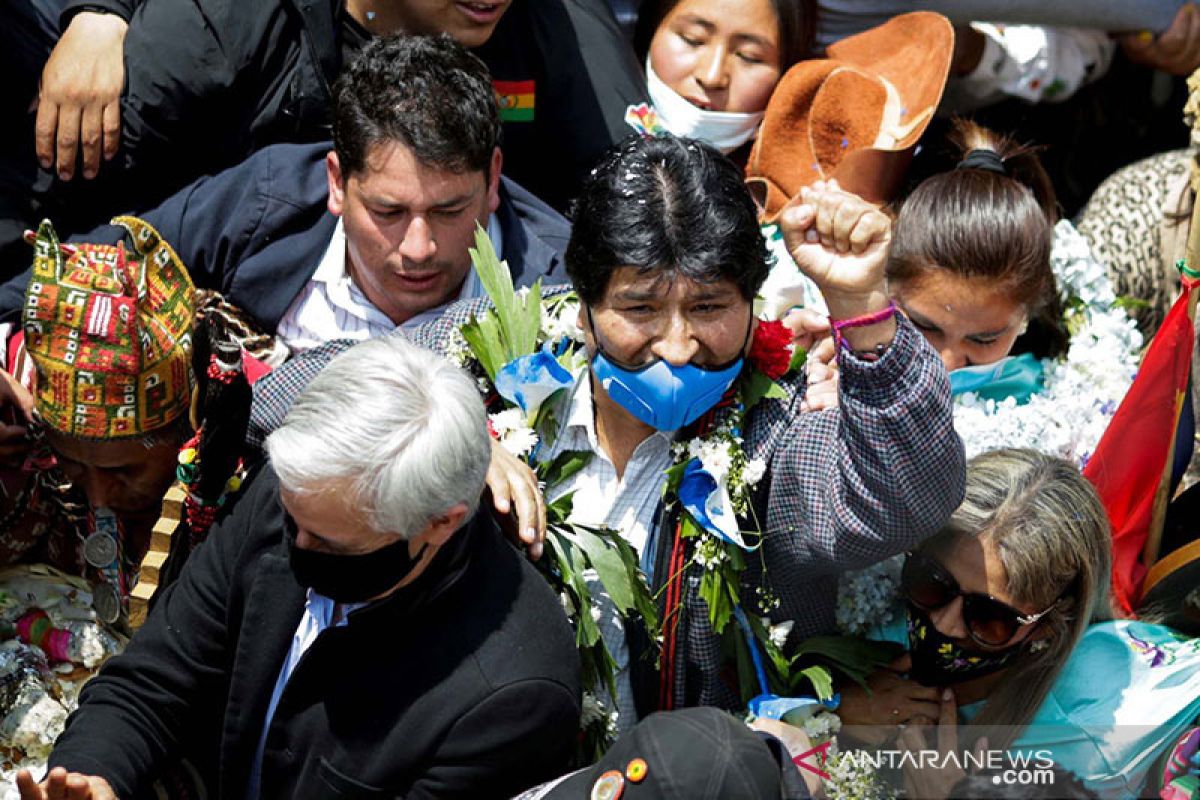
[[871, 618, 1200, 798]]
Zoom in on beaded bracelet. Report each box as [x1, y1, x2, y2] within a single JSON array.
[[830, 301, 898, 355]]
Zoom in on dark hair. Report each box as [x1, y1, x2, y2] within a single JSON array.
[[332, 34, 500, 178], [888, 120, 1068, 359], [566, 135, 771, 305], [634, 0, 816, 75]]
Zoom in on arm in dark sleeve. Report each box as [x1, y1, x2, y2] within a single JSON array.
[[764, 316, 966, 572], [45, 469, 269, 796], [0, 153, 273, 323], [405, 679, 580, 800], [560, 0, 649, 143], [61, 0, 142, 26]]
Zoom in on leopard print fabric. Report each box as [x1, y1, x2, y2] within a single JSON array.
[[1078, 148, 1200, 493], [1076, 148, 1192, 337]]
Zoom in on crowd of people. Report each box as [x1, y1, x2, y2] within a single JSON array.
[[0, 0, 1199, 798]]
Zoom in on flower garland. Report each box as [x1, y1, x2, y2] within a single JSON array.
[[953, 221, 1142, 465], [455, 229, 891, 760]]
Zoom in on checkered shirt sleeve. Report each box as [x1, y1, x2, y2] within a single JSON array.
[[246, 291, 576, 449], [673, 316, 966, 710], [754, 314, 964, 637]]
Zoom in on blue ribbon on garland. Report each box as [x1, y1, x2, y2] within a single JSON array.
[[735, 606, 839, 721]]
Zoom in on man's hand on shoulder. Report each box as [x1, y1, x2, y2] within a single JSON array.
[[486, 439, 547, 560], [36, 11, 128, 181], [16, 767, 117, 800]]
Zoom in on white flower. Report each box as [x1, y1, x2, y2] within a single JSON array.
[[488, 408, 528, 437], [540, 299, 584, 343], [489, 409, 539, 457], [499, 427, 538, 458], [695, 439, 734, 479], [823, 740, 895, 800], [767, 619, 793, 649], [693, 535, 730, 570], [743, 457, 767, 487], [836, 555, 903, 637], [952, 222, 1141, 466], [800, 709, 842, 740]]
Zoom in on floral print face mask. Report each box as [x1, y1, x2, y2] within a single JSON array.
[[906, 604, 1027, 687]]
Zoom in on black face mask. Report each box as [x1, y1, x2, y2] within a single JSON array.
[[285, 515, 427, 603], [906, 604, 1026, 687]]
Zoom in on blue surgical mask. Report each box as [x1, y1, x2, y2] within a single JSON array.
[[948, 353, 1045, 404], [586, 306, 748, 431]]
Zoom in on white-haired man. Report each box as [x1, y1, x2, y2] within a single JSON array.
[[17, 336, 582, 800]]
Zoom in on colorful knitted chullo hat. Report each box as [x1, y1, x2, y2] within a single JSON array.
[[22, 217, 196, 440]]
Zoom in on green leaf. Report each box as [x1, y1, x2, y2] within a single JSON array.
[[531, 393, 564, 450], [663, 460, 690, 496], [545, 491, 576, 525], [460, 314, 506, 382], [741, 368, 787, 410], [567, 525, 638, 613], [511, 277, 543, 357], [700, 566, 736, 633], [1113, 295, 1151, 312], [791, 636, 903, 672], [540, 449, 593, 489], [788, 345, 808, 374], [467, 224, 546, 365], [469, 226, 519, 350], [678, 512, 704, 540], [543, 530, 623, 706], [728, 623, 763, 703], [790, 636, 904, 692], [795, 664, 835, 701]]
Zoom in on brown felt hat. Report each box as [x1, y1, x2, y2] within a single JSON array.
[[746, 12, 954, 222]]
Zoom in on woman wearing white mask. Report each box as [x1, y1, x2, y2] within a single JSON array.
[[634, 0, 816, 157]]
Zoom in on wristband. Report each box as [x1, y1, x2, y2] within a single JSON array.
[[830, 302, 897, 352]]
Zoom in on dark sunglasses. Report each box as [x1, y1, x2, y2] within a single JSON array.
[[901, 551, 1054, 647]]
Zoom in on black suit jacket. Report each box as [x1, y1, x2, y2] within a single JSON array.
[[0, 141, 570, 331], [47, 466, 582, 799]]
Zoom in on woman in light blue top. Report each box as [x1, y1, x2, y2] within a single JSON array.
[[834, 449, 1200, 797]]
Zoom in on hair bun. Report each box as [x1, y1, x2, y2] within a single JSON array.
[[957, 148, 1007, 175]]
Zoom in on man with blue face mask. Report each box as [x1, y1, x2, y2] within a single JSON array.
[[249, 135, 966, 729]]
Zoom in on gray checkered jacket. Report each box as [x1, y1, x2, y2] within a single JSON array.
[[249, 295, 965, 713]]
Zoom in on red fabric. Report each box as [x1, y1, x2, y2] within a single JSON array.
[[659, 520, 687, 711], [1083, 278, 1198, 615], [749, 320, 793, 380], [240, 350, 273, 385]]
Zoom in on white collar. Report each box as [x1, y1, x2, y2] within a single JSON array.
[[311, 214, 502, 324]]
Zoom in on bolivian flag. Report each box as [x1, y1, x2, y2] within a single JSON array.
[[494, 80, 535, 122], [1084, 264, 1199, 616]]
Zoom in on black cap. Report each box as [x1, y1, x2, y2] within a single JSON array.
[[544, 707, 804, 800]]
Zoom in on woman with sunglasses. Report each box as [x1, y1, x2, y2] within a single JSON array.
[[839, 448, 1200, 797], [840, 448, 1110, 734]]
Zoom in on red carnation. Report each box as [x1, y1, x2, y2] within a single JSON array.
[[749, 319, 793, 380]]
